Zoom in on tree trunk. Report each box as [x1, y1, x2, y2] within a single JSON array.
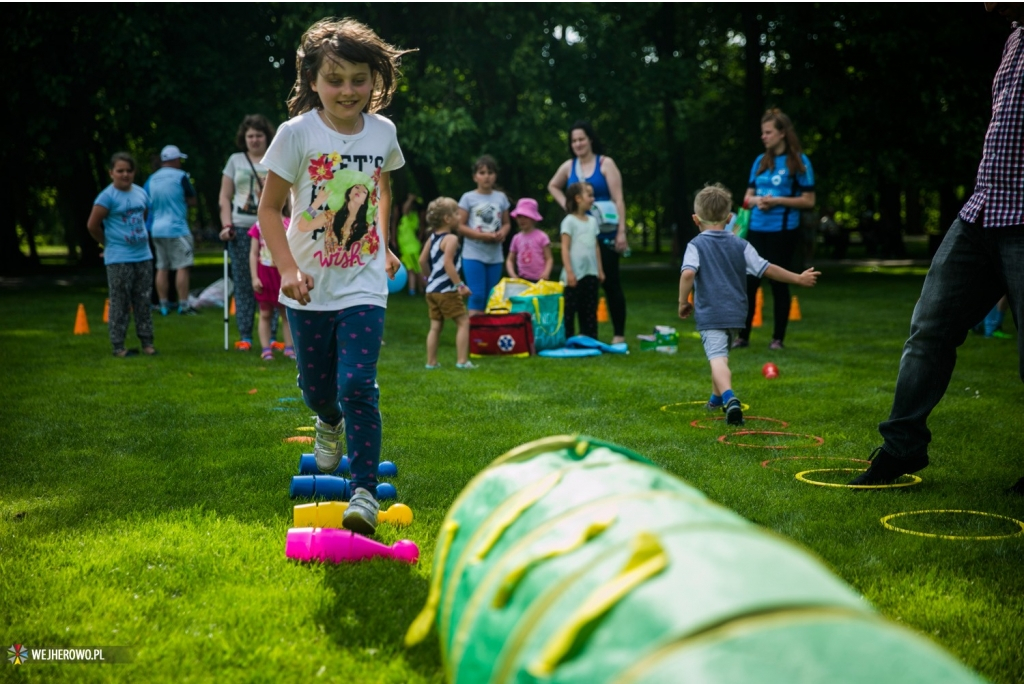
[[0, 180, 33, 275], [742, 6, 764, 143], [878, 180, 907, 259]]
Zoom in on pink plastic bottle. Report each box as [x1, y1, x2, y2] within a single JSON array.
[[285, 527, 419, 564]]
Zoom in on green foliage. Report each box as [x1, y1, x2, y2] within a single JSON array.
[[0, 261, 1022, 682], [1, 4, 1012, 273]]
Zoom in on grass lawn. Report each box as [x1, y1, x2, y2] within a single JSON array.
[[1, 260, 1022, 683]]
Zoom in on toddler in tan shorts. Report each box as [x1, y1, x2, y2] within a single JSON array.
[[418, 197, 475, 369]]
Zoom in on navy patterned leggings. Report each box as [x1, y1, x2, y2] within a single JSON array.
[[287, 305, 386, 496], [106, 261, 154, 352]]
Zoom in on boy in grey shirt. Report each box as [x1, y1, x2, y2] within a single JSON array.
[[678, 184, 820, 424]]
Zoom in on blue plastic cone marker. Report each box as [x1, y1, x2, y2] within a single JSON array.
[[376, 482, 397, 500], [298, 454, 393, 478]]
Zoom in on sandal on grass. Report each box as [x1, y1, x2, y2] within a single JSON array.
[[283, 346, 296, 360], [234, 340, 252, 351], [142, 346, 157, 356], [261, 347, 274, 361], [113, 348, 139, 358]]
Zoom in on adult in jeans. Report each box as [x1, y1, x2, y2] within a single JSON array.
[[734, 109, 815, 351], [219, 114, 275, 350], [853, 4, 1023, 491], [548, 121, 629, 344]]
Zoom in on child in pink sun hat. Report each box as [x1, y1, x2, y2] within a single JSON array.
[[506, 198, 553, 282]]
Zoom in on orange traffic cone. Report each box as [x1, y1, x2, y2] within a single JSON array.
[[230, 297, 236, 316], [752, 287, 763, 328], [74, 303, 90, 335], [789, 296, 802, 321], [102, 299, 110, 323], [597, 297, 609, 323]]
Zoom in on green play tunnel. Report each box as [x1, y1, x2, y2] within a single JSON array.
[[405, 436, 982, 684]]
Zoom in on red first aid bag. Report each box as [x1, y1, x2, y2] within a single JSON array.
[[469, 313, 536, 357]]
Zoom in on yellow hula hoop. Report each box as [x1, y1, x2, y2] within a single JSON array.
[[795, 468, 921, 489], [660, 401, 750, 413], [880, 510, 1024, 541]]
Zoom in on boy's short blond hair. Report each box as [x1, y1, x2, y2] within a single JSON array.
[[426, 197, 458, 229], [694, 183, 733, 225]]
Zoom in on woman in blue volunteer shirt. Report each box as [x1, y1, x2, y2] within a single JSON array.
[[733, 109, 815, 350], [86, 152, 156, 357], [548, 121, 629, 344]]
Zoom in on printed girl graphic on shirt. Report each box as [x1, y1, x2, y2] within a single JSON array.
[[296, 161, 381, 268]]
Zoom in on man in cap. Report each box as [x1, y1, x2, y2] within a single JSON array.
[[145, 145, 198, 315]]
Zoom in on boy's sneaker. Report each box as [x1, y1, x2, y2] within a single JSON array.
[[725, 398, 744, 425], [344, 487, 379, 536], [456, 361, 478, 369], [848, 446, 929, 486], [731, 338, 749, 349], [769, 339, 785, 350], [313, 416, 345, 473], [178, 306, 199, 315], [704, 401, 724, 412]]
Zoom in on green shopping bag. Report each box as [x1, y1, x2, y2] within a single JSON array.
[[510, 292, 565, 351]]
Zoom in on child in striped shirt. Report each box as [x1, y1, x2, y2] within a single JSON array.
[[419, 197, 474, 369]]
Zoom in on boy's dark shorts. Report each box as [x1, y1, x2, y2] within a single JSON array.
[[426, 291, 467, 321]]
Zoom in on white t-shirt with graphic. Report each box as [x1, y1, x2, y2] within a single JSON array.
[[222, 153, 269, 228], [261, 110, 405, 311], [458, 190, 510, 264]]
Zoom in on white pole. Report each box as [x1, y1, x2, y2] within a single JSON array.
[[223, 244, 230, 351]]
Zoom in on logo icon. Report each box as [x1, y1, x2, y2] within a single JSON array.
[[497, 334, 516, 352], [8, 644, 28, 665]]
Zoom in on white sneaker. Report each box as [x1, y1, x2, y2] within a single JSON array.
[[456, 361, 478, 369], [313, 416, 344, 473], [343, 487, 380, 536]]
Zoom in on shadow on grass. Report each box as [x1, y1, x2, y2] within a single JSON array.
[[317, 560, 443, 680]]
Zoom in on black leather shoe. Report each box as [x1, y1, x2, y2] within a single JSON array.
[[848, 446, 928, 485]]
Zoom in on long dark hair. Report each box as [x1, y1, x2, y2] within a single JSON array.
[[333, 185, 370, 249], [568, 120, 605, 157], [287, 17, 415, 118], [756, 108, 807, 176]]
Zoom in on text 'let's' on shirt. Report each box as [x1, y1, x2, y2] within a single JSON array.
[[261, 111, 405, 311]]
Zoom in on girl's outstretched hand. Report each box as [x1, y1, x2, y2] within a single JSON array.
[[281, 269, 315, 305], [798, 267, 821, 287], [385, 249, 402, 279]]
